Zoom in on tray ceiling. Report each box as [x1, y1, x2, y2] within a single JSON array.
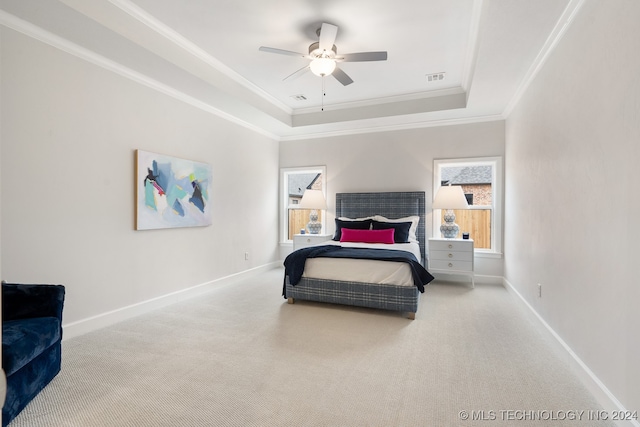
[[0, 0, 582, 139]]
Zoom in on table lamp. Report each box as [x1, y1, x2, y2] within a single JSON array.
[[433, 185, 469, 238], [299, 189, 327, 234]]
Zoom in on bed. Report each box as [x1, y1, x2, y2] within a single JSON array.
[[283, 191, 434, 319]]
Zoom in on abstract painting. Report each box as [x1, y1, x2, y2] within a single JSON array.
[[135, 150, 212, 230]]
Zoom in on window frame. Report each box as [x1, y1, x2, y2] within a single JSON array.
[[433, 157, 503, 256], [280, 166, 327, 244]]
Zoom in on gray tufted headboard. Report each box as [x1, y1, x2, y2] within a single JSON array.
[[335, 191, 426, 265]]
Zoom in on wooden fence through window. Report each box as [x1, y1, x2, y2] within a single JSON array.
[[288, 209, 324, 239], [289, 208, 490, 249], [443, 209, 492, 249]]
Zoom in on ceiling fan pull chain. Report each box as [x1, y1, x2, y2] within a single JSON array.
[[321, 76, 325, 111]]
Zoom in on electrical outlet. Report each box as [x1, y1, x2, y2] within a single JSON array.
[[244, 252, 249, 261], [537, 283, 542, 298]]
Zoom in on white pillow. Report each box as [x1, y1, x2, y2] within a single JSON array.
[[338, 216, 375, 221], [373, 215, 420, 242]]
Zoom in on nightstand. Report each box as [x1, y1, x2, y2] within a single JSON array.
[[428, 238, 474, 287], [293, 233, 332, 251]]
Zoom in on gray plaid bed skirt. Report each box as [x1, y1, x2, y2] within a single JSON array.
[[284, 276, 419, 314]]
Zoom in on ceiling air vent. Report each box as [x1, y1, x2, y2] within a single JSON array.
[[426, 72, 446, 82], [290, 94, 308, 101]]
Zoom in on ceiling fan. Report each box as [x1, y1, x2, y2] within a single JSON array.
[[259, 23, 387, 86]]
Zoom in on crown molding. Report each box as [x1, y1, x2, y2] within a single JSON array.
[[292, 87, 465, 115], [279, 114, 505, 142], [461, 0, 483, 94], [502, 0, 586, 118], [0, 10, 280, 141], [107, 0, 293, 116], [109, 0, 293, 115]]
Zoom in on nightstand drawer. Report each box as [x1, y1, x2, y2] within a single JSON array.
[[430, 250, 473, 262], [429, 240, 472, 252], [293, 234, 332, 250], [429, 259, 473, 272]]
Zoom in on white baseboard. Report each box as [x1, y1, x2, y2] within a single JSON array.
[[473, 274, 503, 285], [503, 278, 639, 427], [62, 262, 281, 341], [431, 273, 503, 285]]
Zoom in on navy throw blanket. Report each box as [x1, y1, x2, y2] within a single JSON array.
[[283, 245, 434, 297]]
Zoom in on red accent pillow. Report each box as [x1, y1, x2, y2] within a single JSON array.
[[340, 228, 395, 244]]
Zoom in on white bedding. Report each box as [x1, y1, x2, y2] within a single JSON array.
[[301, 240, 421, 287]]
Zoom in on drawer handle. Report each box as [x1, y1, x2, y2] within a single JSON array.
[[306, 238, 311, 243], [448, 244, 453, 249], [448, 253, 453, 258], [448, 263, 453, 268]]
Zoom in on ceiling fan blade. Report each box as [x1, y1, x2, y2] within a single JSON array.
[[337, 51, 388, 62], [318, 23, 338, 51], [332, 66, 353, 86], [283, 65, 310, 81], [259, 46, 308, 58]]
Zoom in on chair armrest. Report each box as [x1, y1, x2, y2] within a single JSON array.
[[2, 283, 65, 322]]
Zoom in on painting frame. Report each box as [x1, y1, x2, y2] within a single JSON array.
[[135, 149, 212, 230]]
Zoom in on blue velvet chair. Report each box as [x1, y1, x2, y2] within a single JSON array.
[[2, 283, 65, 426]]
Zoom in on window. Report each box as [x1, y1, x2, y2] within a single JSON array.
[[433, 157, 502, 254], [280, 167, 326, 242]]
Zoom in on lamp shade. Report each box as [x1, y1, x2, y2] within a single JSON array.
[[432, 185, 469, 210], [299, 189, 327, 210], [309, 57, 336, 77]]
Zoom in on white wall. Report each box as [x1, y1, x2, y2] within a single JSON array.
[[0, 27, 5, 404], [280, 121, 505, 279], [505, 0, 640, 414], [0, 28, 280, 327]]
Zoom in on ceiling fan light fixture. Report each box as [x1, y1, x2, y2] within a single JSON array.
[[260, 22, 386, 86], [310, 57, 336, 77]]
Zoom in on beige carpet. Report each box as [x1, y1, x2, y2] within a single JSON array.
[[10, 268, 613, 426]]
